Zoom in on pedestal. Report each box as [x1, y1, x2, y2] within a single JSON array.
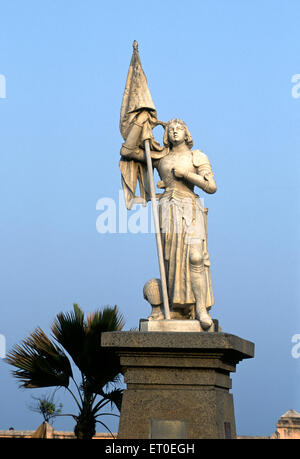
[[139, 318, 220, 332], [101, 331, 254, 439]]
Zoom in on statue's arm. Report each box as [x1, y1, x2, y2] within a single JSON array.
[[120, 120, 147, 162], [120, 111, 166, 165], [184, 169, 217, 194], [173, 152, 217, 194]]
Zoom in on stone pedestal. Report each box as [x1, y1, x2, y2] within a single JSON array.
[[139, 318, 220, 333], [101, 331, 254, 439]]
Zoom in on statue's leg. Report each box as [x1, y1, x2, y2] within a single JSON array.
[[189, 244, 213, 330]]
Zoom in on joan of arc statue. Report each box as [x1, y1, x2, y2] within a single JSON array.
[[119, 42, 217, 330]]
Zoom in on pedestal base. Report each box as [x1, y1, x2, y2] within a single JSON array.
[[139, 318, 219, 332], [101, 331, 254, 439]]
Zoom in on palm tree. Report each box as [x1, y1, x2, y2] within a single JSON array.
[[5, 304, 125, 439]]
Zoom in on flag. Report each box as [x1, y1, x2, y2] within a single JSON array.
[[120, 40, 156, 140], [119, 41, 165, 209]]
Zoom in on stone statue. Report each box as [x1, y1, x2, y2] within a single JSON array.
[[119, 42, 217, 330]]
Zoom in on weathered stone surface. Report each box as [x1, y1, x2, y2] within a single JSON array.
[[139, 318, 218, 332], [101, 331, 254, 439], [102, 331, 254, 359]]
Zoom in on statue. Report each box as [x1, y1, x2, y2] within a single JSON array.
[[119, 42, 217, 330]]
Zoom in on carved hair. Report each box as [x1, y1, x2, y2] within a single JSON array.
[[163, 118, 194, 149]]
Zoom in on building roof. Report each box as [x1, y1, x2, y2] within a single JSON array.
[[280, 409, 300, 419]]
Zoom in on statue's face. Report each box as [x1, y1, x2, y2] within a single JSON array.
[[167, 121, 186, 146]]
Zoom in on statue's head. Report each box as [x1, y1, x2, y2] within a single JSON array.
[[163, 118, 193, 149]]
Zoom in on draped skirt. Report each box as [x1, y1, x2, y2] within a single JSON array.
[[159, 190, 214, 309]]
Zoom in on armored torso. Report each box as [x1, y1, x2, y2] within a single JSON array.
[[156, 149, 196, 196]]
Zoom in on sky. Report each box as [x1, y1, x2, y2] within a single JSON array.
[[0, 0, 299, 437]]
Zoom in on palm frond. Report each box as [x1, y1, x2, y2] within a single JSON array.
[[5, 328, 72, 388], [51, 304, 87, 370], [73, 303, 84, 322], [51, 305, 124, 387], [98, 388, 123, 413], [86, 305, 124, 335], [83, 306, 124, 387]]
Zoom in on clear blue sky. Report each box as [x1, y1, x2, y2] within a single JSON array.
[[0, 0, 299, 437]]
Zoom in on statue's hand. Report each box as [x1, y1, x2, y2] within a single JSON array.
[[136, 110, 151, 125], [173, 167, 188, 179]]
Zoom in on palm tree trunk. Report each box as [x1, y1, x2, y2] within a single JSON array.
[[74, 411, 96, 439]]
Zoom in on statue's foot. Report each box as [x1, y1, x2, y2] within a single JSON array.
[[197, 308, 213, 330]]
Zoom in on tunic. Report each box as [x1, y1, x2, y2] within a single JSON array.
[[155, 149, 215, 309]]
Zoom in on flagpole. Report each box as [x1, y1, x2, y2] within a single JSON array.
[[144, 139, 171, 320], [121, 40, 170, 320]]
